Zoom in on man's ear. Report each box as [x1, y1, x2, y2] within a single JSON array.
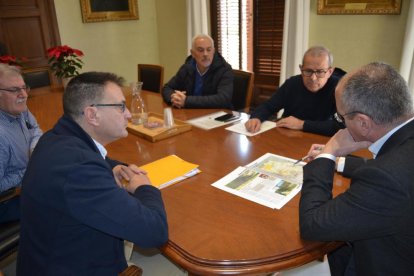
[[357, 114, 372, 137], [83, 106, 99, 126], [326, 66, 335, 78]]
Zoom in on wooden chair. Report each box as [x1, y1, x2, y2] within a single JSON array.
[[232, 69, 254, 112], [332, 67, 347, 79], [0, 188, 20, 262], [22, 66, 55, 89], [137, 64, 164, 93], [118, 265, 143, 276]]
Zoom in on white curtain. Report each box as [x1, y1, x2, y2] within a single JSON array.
[[279, 0, 310, 85], [399, 0, 414, 96], [186, 0, 209, 53]]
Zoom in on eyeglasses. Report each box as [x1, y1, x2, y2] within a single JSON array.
[[301, 69, 330, 78], [90, 103, 127, 113], [0, 86, 30, 94], [334, 111, 361, 124]]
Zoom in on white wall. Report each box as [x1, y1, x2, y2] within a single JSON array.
[[54, 0, 160, 83], [155, 0, 188, 81], [54, 0, 409, 83], [309, 0, 409, 72]]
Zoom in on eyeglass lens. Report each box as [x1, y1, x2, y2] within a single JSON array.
[[302, 70, 327, 78], [0, 86, 30, 93]]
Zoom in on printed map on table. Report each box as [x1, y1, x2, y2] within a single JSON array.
[[212, 153, 304, 209]]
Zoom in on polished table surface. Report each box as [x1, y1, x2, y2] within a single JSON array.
[[28, 87, 356, 276]]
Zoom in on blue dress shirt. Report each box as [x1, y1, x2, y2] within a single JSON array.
[[0, 109, 42, 191]]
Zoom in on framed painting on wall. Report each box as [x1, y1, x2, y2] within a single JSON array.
[[317, 0, 402, 15], [80, 0, 139, 23]]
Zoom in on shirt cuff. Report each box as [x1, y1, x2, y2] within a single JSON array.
[[336, 157, 346, 173], [315, 154, 345, 172], [315, 153, 336, 162]]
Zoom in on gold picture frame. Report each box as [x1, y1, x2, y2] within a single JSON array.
[[80, 0, 139, 23], [317, 0, 402, 15]]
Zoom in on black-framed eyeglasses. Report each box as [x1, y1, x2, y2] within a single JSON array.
[[334, 111, 362, 124], [90, 103, 127, 113], [0, 86, 30, 94], [301, 68, 330, 78]]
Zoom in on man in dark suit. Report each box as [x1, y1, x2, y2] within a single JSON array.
[[299, 62, 414, 275], [17, 72, 168, 275]]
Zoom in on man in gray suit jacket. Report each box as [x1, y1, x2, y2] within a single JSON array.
[[299, 62, 414, 275]]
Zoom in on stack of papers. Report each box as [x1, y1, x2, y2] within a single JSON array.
[[225, 121, 276, 136], [186, 111, 242, 130], [140, 155, 200, 189]]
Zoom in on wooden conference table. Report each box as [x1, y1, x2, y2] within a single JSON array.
[[29, 87, 353, 276]]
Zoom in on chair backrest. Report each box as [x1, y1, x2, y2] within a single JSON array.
[[137, 64, 164, 93], [23, 67, 52, 89], [232, 69, 254, 112], [0, 188, 20, 262], [332, 67, 347, 79]]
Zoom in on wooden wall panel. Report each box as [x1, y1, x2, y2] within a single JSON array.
[[0, 0, 60, 86]]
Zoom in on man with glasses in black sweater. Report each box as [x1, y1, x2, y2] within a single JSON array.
[[245, 46, 344, 136]]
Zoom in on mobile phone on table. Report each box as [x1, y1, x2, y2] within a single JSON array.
[[214, 113, 237, 122]]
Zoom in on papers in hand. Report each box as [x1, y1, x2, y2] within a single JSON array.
[[140, 155, 200, 189], [186, 111, 242, 130], [226, 121, 276, 136], [211, 153, 303, 209]]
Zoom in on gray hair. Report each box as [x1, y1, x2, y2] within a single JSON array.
[[340, 62, 413, 125], [0, 64, 22, 86], [302, 46, 333, 67], [191, 34, 215, 49], [63, 71, 124, 120]]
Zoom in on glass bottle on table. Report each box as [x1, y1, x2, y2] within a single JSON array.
[[130, 81, 148, 125]]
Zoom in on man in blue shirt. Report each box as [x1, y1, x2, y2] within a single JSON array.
[[0, 64, 42, 222], [162, 34, 233, 109]]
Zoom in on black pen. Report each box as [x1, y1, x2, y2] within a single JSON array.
[[293, 146, 324, 165], [293, 155, 309, 165]]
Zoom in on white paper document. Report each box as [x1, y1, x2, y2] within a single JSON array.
[[211, 153, 305, 209], [226, 121, 277, 136], [186, 111, 242, 130]]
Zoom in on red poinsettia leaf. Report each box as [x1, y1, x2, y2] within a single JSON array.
[[73, 49, 84, 56], [46, 45, 84, 78], [47, 47, 61, 58]]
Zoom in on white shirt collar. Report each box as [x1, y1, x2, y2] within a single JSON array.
[[369, 117, 414, 158], [92, 138, 107, 159]]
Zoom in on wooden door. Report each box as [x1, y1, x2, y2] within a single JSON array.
[[0, 0, 61, 86]]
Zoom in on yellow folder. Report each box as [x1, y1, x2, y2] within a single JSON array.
[[140, 155, 200, 189]]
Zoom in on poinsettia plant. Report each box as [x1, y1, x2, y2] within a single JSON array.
[[0, 55, 25, 67], [47, 45, 84, 78]]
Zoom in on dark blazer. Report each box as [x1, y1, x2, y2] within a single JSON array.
[[17, 115, 168, 276], [162, 53, 233, 109], [300, 120, 414, 275]]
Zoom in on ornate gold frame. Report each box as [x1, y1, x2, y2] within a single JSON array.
[[317, 0, 402, 15], [80, 0, 139, 23]]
